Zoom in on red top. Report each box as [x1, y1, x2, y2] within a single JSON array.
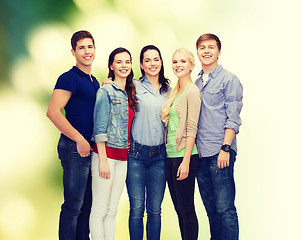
[[93, 105, 135, 161]]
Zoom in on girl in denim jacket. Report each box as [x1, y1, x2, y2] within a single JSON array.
[[90, 47, 137, 240]]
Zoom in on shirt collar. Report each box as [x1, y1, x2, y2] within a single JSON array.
[[72, 66, 95, 79], [197, 64, 223, 79], [112, 82, 126, 92]]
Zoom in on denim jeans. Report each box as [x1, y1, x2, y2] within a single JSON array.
[[57, 136, 92, 240], [196, 150, 239, 240], [166, 154, 200, 240], [126, 141, 166, 240]]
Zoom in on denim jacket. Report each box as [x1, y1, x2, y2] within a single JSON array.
[[92, 82, 129, 149]]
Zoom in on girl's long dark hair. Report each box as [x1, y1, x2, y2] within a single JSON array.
[[108, 47, 137, 111], [139, 45, 170, 94]]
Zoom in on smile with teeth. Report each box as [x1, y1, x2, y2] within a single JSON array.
[[120, 69, 128, 73], [203, 55, 211, 59], [84, 56, 92, 60]]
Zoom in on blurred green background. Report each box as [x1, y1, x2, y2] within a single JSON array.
[[1, 0, 302, 239]]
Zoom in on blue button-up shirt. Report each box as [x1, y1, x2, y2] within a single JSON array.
[[195, 65, 243, 157], [131, 77, 170, 146]]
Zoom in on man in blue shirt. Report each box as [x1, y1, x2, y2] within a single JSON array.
[[195, 33, 243, 240], [47, 30, 99, 240]]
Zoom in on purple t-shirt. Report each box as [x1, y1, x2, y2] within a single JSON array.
[[54, 66, 100, 144]]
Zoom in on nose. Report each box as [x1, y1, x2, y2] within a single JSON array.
[[84, 47, 90, 54]]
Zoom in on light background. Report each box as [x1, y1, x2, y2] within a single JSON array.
[[1, 0, 302, 239]]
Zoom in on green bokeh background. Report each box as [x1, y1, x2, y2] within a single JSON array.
[[1, 0, 302, 239]]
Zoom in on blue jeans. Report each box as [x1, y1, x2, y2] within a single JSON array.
[[57, 136, 92, 240], [126, 141, 166, 240], [196, 150, 239, 240]]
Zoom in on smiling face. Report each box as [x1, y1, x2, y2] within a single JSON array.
[[110, 52, 132, 80], [140, 49, 162, 79], [172, 51, 194, 79], [197, 39, 221, 72], [72, 38, 95, 71]]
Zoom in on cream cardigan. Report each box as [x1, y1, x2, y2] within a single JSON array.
[[174, 84, 201, 152]]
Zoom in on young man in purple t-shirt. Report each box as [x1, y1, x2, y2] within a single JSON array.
[[47, 30, 99, 240]]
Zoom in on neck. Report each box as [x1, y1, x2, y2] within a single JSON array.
[[76, 64, 92, 75], [178, 76, 193, 91], [145, 74, 160, 92], [114, 77, 126, 90], [202, 63, 218, 74]]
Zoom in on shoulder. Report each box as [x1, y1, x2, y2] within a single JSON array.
[[185, 84, 201, 97], [55, 68, 80, 92], [219, 67, 240, 83], [58, 68, 79, 81]]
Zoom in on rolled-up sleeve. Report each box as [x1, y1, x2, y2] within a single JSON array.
[[224, 76, 243, 134], [93, 88, 110, 143]]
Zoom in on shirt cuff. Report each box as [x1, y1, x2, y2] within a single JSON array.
[[94, 134, 108, 143]]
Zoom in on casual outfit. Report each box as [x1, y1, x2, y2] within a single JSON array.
[[55, 66, 100, 240], [165, 84, 201, 240], [89, 83, 135, 240], [195, 65, 243, 240], [126, 76, 169, 240]]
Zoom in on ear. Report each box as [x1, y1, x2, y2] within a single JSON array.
[[217, 50, 221, 59], [110, 65, 113, 71], [71, 49, 75, 57], [191, 63, 195, 71]]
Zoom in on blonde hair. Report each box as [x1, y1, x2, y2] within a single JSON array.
[[161, 48, 195, 126]]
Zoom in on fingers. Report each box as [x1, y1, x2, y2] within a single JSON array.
[[79, 150, 91, 158], [217, 159, 230, 169], [100, 171, 110, 179], [102, 77, 113, 85], [176, 169, 189, 181]]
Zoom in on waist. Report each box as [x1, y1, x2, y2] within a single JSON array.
[[132, 140, 165, 152]]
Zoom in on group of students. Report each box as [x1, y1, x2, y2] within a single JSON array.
[[47, 30, 243, 240]]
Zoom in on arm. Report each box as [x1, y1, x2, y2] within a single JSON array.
[[46, 89, 92, 157], [217, 76, 243, 169], [217, 128, 235, 169], [177, 136, 195, 180], [177, 88, 201, 180], [96, 142, 110, 179]]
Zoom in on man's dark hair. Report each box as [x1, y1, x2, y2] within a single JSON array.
[[71, 30, 95, 50], [196, 33, 221, 51]]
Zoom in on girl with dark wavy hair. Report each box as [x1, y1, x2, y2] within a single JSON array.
[[90, 47, 137, 240], [126, 45, 170, 240]]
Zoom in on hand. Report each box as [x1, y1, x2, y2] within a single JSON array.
[[76, 138, 92, 157], [102, 77, 113, 86], [99, 158, 110, 179], [177, 160, 189, 180], [217, 150, 230, 169]]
